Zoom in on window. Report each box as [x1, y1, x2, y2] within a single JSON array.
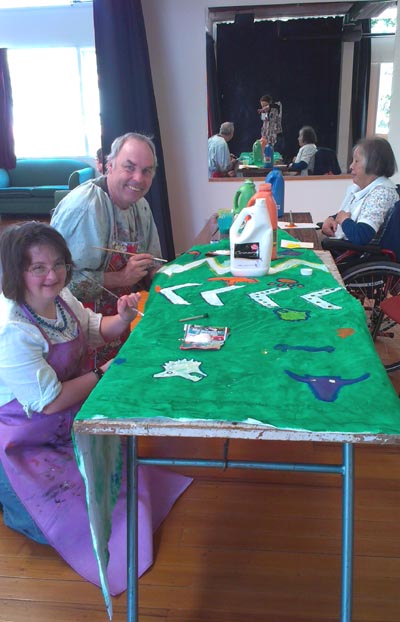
[[371, 7, 397, 34], [8, 47, 100, 157], [375, 63, 393, 135], [370, 6, 397, 136]]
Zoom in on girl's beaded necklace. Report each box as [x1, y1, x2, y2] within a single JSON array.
[[24, 298, 68, 333]]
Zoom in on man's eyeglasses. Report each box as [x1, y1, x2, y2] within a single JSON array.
[[25, 262, 71, 278]]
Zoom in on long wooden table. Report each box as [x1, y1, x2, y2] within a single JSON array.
[[73, 233, 400, 622], [281, 211, 322, 248], [194, 211, 321, 248], [238, 164, 293, 178]]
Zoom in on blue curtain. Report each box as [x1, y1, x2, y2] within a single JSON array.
[[352, 20, 371, 146], [0, 49, 16, 170], [92, 0, 175, 260], [206, 32, 220, 137], [215, 17, 342, 161]]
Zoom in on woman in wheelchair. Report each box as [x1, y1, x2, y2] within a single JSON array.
[[319, 138, 400, 372], [321, 137, 398, 246]]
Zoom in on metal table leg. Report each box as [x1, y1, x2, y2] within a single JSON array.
[[127, 436, 138, 622], [341, 442, 354, 622], [125, 440, 354, 622]]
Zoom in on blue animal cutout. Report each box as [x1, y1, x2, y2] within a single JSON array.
[[285, 370, 370, 402]]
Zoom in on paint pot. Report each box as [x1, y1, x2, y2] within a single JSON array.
[[247, 183, 278, 259], [233, 179, 256, 217], [265, 168, 285, 218]]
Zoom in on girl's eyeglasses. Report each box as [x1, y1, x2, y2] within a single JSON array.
[[25, 262, 71, 278]]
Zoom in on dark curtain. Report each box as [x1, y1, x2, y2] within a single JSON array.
[[0, 49, 16, 170], [92, 0, 175, 260], [206, 32, 220, 137], [351, 20, 371, 145], [215, 17, 343, 161]]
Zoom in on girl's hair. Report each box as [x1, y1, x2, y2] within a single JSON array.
[[0, 221, 73, 304]]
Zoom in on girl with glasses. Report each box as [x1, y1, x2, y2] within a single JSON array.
[[0, 221, 191, 594]]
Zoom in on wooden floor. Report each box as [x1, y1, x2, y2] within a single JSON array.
[[1, 215, 400, 620], [1, 426, 400, 622]]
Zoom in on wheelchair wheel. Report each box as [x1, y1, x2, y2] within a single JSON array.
[[342, 261, 400, 373]]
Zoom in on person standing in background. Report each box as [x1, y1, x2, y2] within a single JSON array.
[[258, 94, 283, 149]]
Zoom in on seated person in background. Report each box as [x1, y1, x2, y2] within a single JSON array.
[[321, 137, 398, 245], [51, 132, 162, 364], [0, 221, 191, 590], [95, 147, 104, 174], [288, 126, 317, 176], [208, 122, 238, 178]]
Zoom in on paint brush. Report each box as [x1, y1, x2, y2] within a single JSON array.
[[286, 211, 296, 228], [77, 270, 144, 316], [179, 313, 209, 322], [91, 246, 167, 263]]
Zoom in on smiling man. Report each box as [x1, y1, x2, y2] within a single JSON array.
[[51, 132, 162, 364]]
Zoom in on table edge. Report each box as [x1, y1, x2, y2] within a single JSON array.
[[73, 419, 400, 445]]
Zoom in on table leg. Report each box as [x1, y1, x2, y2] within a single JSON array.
[[341, 443, 354, 622], [127, 436, 138, 622], [125, 441, 354, 621]]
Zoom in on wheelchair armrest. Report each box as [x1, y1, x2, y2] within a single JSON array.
[[321, 237, 383, 255]]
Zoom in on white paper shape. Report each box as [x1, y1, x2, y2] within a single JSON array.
[[301, 287, 342, 310], [158, 283, 201, 304], [153, 359, 207, 382], [201, 284, 245, 306], [249, 287, 290, 308]]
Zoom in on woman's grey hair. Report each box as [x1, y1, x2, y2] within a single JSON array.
[[354, 137, 397, 178], [107, 132, 158, 170], [219, 122, 234, 138], [300, 126, 317, 144]]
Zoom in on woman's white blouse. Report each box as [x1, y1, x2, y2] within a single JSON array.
[[0, 288, 104, 415], [334, 176, 398, 239]]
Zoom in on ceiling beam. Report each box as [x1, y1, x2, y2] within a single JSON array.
[[348, 1, 397, 21]]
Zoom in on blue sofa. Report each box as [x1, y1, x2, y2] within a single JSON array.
[[0, 158, 95, 216]]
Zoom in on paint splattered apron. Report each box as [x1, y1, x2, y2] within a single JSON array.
[[0, 298, 191, 594], [88, 238, 138, 367]]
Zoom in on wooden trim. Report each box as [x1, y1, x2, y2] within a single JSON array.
[[210, 175, 352, 182]]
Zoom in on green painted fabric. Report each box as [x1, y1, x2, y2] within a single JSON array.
[[76, 232, 400, 434]]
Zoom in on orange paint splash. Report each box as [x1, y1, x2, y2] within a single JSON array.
[[208, 277, 259, 286], [337, 327, 355, 339]]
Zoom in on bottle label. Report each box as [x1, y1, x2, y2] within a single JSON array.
[[237, 214, 252, 235], [233, 242, 260, 260]]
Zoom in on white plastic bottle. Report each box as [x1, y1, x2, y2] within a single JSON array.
[[229, 197, 273, 277]]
